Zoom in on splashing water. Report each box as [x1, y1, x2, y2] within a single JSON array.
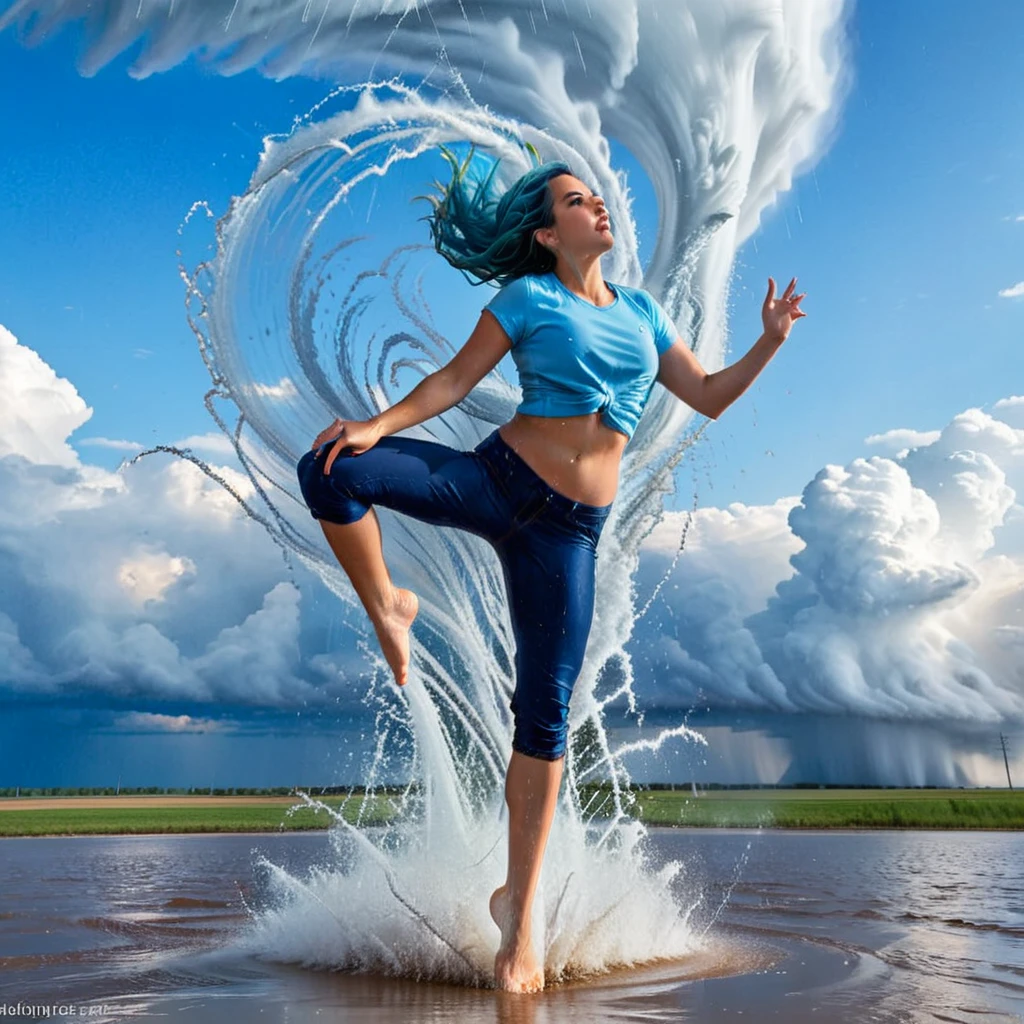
[[91, 0, 856, 987], [163, 79, 707, 984]]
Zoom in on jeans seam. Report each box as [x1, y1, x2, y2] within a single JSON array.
[[512, 740, 566, 761], [513, 493, 553, 532]]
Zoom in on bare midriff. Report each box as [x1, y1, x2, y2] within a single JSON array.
[[497, 410, 628, 507]]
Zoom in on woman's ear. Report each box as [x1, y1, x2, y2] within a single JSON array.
[[532, 226, 554, 253]]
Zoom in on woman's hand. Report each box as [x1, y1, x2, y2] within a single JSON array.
[[762, 276, 807, 344], [312, 417, 382, 474]]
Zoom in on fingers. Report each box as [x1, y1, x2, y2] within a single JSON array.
[[765, 277, 801, 307], [323, 437, 342, 475], [312, 420, 345, 451]]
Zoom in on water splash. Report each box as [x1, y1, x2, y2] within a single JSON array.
[[143, 78, 707, 984], [238, 793, 703, 985], [91, 0, 857, 987]]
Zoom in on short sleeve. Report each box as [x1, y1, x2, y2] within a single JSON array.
[[643, 291, 678, 355], [482, 275, 532, 347]]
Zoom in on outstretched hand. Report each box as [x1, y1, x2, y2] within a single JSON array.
[[762, 277, 807, 343]]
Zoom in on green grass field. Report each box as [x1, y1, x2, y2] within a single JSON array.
[[0, 796, 399, 837], [1, 789, 1020, 836], [623, 787, 1024, 829]]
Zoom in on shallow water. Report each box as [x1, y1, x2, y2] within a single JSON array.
[[0, 828, 1021, 1022]]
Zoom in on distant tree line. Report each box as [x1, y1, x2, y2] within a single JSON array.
[[0, 785, 414, 797], [1, 781, 985, 797]]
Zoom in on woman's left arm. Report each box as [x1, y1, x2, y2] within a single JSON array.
[[657, 276, 807, 420]]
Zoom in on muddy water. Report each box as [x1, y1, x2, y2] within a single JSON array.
[[1, 828, 1021, 1023]]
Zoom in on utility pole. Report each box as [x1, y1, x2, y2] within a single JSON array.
[[999, 734, 1013, 790]]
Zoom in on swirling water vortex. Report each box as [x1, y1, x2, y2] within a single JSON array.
[[157, 78, 717, 984]]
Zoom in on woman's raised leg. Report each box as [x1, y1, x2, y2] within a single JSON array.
[[317, 511, 419, 686], [296, 436, 507, 687]]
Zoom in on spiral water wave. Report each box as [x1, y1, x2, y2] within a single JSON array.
[[30, 0, 856, 983]]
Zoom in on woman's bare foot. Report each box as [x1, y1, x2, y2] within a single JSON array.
[[370, 587, 418, 686], [489, 884, 544, 993]]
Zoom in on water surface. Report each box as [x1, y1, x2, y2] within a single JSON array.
[[1, 828, 1021, 1022]]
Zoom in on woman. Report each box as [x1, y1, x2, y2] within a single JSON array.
[[295, 148, 806, 993]]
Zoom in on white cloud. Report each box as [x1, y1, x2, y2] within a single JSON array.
[[631, 402, 1024, 727], [998, 281, 1024, 298], [162, 458, 256, 519], [992, 395, 1024, 430], [112, 711, 233, 733], [76, 437, 145, 451], [250, 377, 298, 400], [0, 324, 367, 707], [118, 549, 197, 605], [3, 323, 1022, 742], [864, 426, 942, 454], [171, 432, 237, 456], [0, 324, 92, 467]]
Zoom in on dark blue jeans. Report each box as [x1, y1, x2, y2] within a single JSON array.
[[295, 427, 613, 761]]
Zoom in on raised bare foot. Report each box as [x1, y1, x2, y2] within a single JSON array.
[[489, 884, 544, 993], [370, 587, 418, 686]]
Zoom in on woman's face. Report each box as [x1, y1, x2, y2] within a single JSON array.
[[534, 174, 613, 260]]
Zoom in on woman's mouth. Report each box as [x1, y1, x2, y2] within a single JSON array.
[[596, 217, 610, 232]]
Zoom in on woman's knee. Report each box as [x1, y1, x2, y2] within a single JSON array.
[[296, 448, 330, 505], [295, 448, 367, 524], [296, 449, 317, 498]]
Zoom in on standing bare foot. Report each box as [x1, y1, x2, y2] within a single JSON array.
[[489, 884, 544, 993], [370, 587, 419, 686]]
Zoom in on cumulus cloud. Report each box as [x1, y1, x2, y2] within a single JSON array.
[[3, 321, 1023, 780], [0, 324, 92, 467], [0, 611, 47, 687], [0, 325, 368, 709], [998, 282, 1024, 299], [631, 405, 1024, 729], [118, 550, 197, 605], [992, 395, 1024, 429]]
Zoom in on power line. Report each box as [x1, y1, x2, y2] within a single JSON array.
[[999, 733, 1014, 790]]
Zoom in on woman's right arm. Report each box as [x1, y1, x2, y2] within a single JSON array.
[[370, 369, 465, 437], [314, 310, 512, 464], [371, 310, 512, 437]]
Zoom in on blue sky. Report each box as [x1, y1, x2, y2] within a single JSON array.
[[1, 1, 1021, 512], [1, 1, 1022, 789]]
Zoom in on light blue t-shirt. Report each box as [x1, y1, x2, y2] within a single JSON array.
[[481, 270, 677, 440]]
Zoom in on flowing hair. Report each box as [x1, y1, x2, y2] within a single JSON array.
[[413, 141, 573, 288]]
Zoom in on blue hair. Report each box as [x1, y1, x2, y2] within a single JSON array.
[[413, 142, 574, 288]]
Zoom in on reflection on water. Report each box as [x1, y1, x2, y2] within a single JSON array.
[[0, 828, 1021, 1023]]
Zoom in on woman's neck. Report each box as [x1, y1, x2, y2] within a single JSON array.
[[553, 261, 611, 304]]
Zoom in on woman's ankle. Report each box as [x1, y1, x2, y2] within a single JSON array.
[[363, 583, 402, 621]]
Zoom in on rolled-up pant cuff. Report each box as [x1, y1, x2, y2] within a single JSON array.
[[512, 740, 567, 762]]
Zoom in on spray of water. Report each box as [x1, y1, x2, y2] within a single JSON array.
[[88, 0, 857, 986]]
